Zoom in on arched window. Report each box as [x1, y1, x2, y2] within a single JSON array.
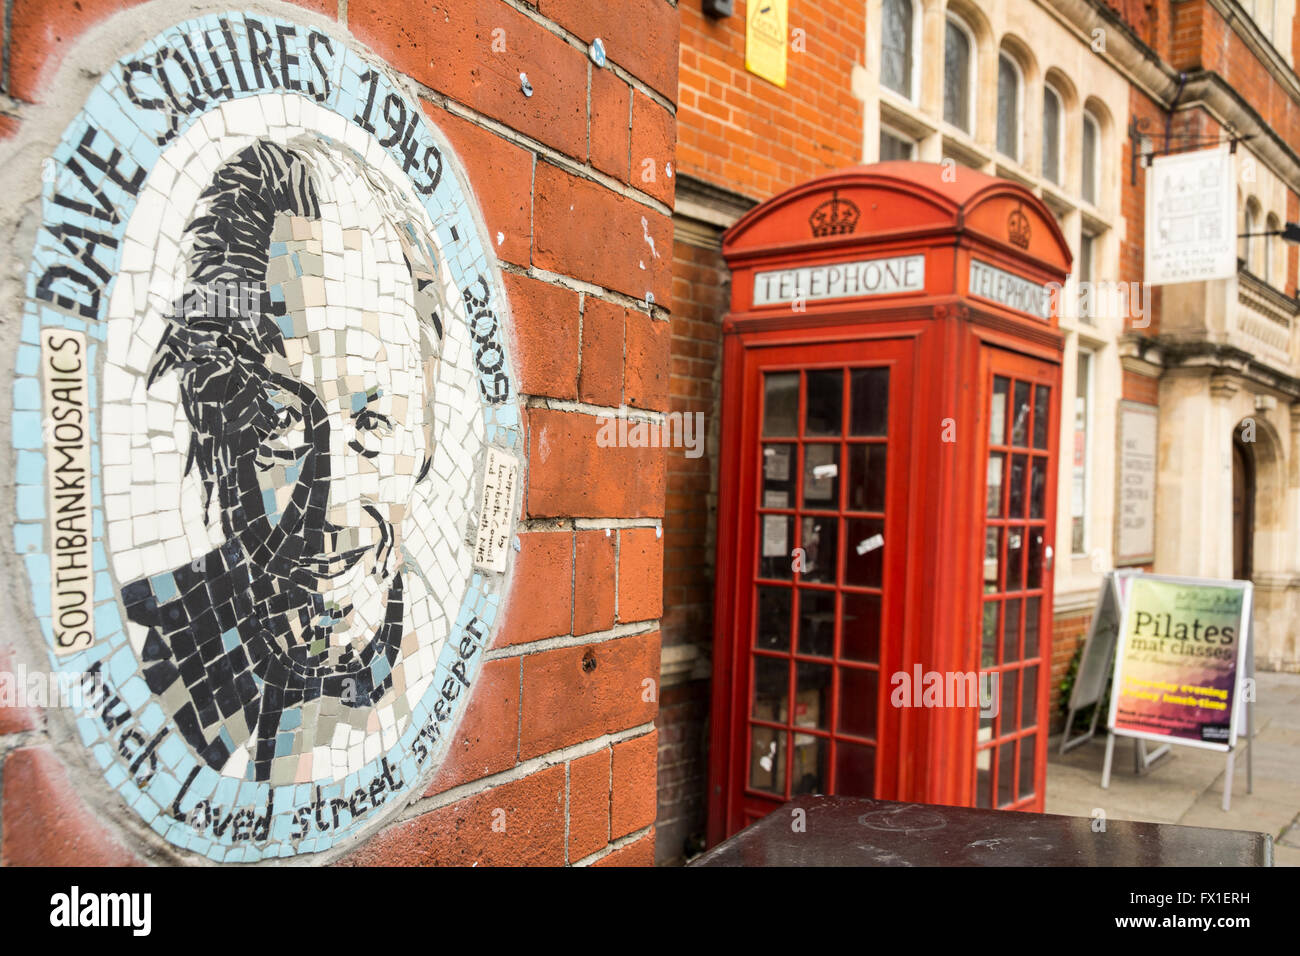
[[1265, 213, 1280, 284], [996, 54, 1021, 160], [1081, 111, 1100, 205], [1041, 83, 1062, 185], [881, 0, 916, 100], [944, 16, 975, 133], [1242, 200, 1259, 271]]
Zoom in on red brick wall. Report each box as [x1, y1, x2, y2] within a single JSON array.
[[678, 0, 865, 202], [1122, 370, 1160, 405], [1049, 612, 1094, 732], [0, 0, 675, 867]]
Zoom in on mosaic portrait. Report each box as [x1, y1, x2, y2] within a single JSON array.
[[14, 13, 522, 860]]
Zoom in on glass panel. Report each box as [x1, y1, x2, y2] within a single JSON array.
[[1033, 384, 1050, 449], [797, 589, 836, 658], [1002, 597, 1021, 664], [763, 372, 799, 437], [749, 726, 787, 794], [841, 592, 882, 663], [762, 444, 796, 509], [848, 443, 887, 512], [1002, 669, 1020, 735], [996, 55, 1019, 158], [838, 667, 878, 738], [844, 517, 884, 588], [752, 655, 790, 723], [981, 673, 998, 730], [805, 370, 843, 436], [795, 662, 831, 731], [1027, 530, 1044, 590], [850, 367, 890, 436], [975, 745, 993, 808], [800, 516, 838, 584], [981, 602, 998, 668], [1042, 86, 1061, 184], [792, 735, 827, 795], [802, 444, 840, 509], [1009, 453, 1027, 518], [835, 740, 876, 797], [983, 527, 1002, 593], [1030, 457, 1047, 519], [997, 740, 1015, 806], [943, 19, 971, 131], [990, 377, 1009, 445], [1018, 735, 1035, 800], [1012, 381, 1031, 446], [880, 128, 914, 161], [1022, 664, 1039, 729], [987, 453, 1005, 517], [1081, 114, 1098, 206], [1006, 526, 1024, 590], [759, 515, 794, 580], [1024, 596, 1041, 658], [756, 586, 792, 651], [881, 0, 914, 98]]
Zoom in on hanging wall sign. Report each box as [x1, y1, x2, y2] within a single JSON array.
[[1145, 145, 1237, 285], [14, 11, 522, 861]]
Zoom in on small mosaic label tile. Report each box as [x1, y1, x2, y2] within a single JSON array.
[[14, 12, 523, 861]]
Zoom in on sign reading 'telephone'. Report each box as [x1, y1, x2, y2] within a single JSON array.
[[753, 254, 925, 306]]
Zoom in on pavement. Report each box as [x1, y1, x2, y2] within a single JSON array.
[[1046, 670, 1300, 866]]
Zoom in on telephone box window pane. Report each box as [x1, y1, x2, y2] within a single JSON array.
[[981, 602, 998, 668], [749, 726, 787, 794], [841, 592, 882, 663], [792, 735, 827, 794], [803, 444, 840, 509], [983, 527, 1002, 592], [848, 443, 887, 512], [756, 586, 792, 651], [1024, 596, 1041, 658], [1001, 669, 1019, 736], [763, 372, 799, 437], [800, 516, 839, 584], [1002, 597, 1021, 664], [844, 517, 884, 587], [987, 453, 1005, 517], [975, 746, 993, 808], [1012, 381, 1032, 446], [1027, 530, 1044, 590], [1033, 384, 1050, 448], [795, 662, 832, 731], [838, 667, 879, 738], [997, 739, 1015, 806], [797, 589, 836, 657], [989, 376, 1009, 444], [1006, 526, 1024, 590], [763, 444, 796, 508], [760, 516, 794, 580], [806, 370, 843, 436], [835, 741, 876, 797], [1018, 736, 1035, 800], [850, 367, 890, 436], [1030, 457, 1047, 519], [1022, 664, 1039, 729], [753, 655, 790, 723], [1009, 453, 1027, 517]]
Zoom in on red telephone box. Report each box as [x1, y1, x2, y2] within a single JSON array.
[[708, 162, 1072, 844]]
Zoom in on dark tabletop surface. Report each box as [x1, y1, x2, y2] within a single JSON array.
[[689, 796, 1273, 867]]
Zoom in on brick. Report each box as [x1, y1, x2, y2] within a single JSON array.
[[8, 0, 334, 103], [428, 104, 533, 267], [618, 527, 663, 622], [0, 116, 19, 140], [589, 67, 631, 180], [519, 630, 659, 758], [592, 828, 655, 866], [496, 531, 573, 648], [351, 0, 587, 159], [624, 312, 670, 411], [532, 162, 672, 305], [342, 764, 565, 866], [1, 747, 140, 866], [525, 407, 665, 518], [579, 297, 625, 407], [539, 0, 679, 100], [630, 91, 676, 206], [574, 530, 616, 634], [567, 747, 610, 860], [426, 657, 521, 794], [501, 273, 580, 399], [0, 649, 39, 734], [611, 729, 657, 837]]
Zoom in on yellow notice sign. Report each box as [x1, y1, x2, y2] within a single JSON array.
[[746, 0, 787, 88]]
